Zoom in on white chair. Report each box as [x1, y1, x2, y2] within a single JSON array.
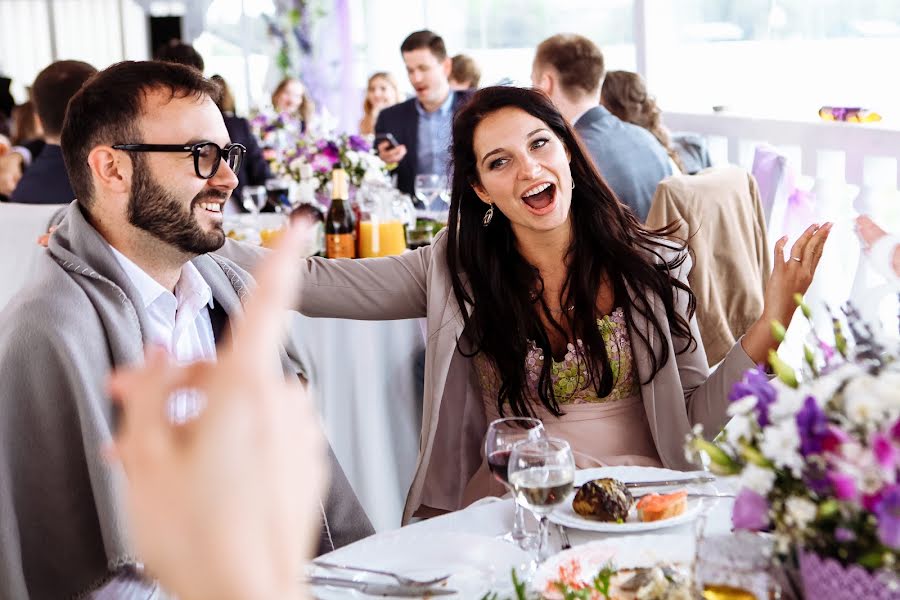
[[0, 202, 64, 310]]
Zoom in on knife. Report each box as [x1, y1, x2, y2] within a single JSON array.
[[623, 475, 716, 488], [309, 575, 458, 597]]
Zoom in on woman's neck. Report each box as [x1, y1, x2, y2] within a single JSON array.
[[513, 221, 572, 278]]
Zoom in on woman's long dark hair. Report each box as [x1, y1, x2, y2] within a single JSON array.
[[446, 86, 696, 419]]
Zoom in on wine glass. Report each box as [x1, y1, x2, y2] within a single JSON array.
[[413, 174, 447, 219], [508, 437, 575, 561], [485, 418, 545, 548]]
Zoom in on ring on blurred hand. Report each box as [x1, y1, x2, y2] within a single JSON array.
[[790, 256, 802, 262]]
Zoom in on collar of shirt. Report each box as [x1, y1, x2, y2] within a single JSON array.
[[415, 90, 455, 118], [109, 245, 215, 350]]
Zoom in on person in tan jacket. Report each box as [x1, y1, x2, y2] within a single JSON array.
[[225, 87, 831, 524]]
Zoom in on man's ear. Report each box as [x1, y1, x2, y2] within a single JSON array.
[[87, 146, 131, 195], [442, 57, 452, 78]]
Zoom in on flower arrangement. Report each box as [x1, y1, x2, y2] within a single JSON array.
[[688, 296, 899, 581], [273, 131, 387, 193]]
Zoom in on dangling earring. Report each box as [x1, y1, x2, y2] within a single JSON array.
[[571, 180, 575, 190], [482, 203, 494, 227]]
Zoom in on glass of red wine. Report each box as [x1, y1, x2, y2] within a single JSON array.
[[485, 417, 545, 548], [508, 437, 575, 561]]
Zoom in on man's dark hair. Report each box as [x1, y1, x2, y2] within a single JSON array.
[[32, 60, 97, 137], [61, 60, 220, 207], [534, 34, 605, 99], [400, 30, 447, 62], [450, 54, 481, 88], [154, 40, 205, 72]]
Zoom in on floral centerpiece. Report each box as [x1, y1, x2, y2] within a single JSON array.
[[688, 296, 899, 598], [274, 131, 388, 193]]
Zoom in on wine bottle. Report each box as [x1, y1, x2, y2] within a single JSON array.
[[325, 169, 356, 259], [290, 164, 325, 257]]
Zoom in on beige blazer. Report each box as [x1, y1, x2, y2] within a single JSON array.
[[258, 229, 758, 525], [646, 167, 771, 366]]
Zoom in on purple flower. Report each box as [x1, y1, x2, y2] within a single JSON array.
[[873, 433, 897, 471], [834, 527, 856, 543], [320, 142, 340, 164], [891, 418, 900, 442], [732, 489, 770, 531], [310, 153, 334, 174], [348, 134, 370, 152], [796, 396, 829, 456], [829, 472, 858, 501], [729, 366, 777, 427], [873, 484, 900, 549]]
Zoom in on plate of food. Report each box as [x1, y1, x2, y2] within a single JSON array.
[[532, 534, 695, 600], [548, 466, 713, 533]]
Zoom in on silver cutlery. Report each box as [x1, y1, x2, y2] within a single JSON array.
[[556, 523, 571, 550], [314, 561, 451, 588], [309, 575, 457, 597], [623, 475, 716, 488]]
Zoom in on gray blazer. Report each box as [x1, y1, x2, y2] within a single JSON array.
[[574, 106, 673, 222], [0, 203, 372, 599], [245, 229, 756, 524]]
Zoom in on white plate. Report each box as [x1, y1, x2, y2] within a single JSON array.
[[548, 466, 712, 533], [532, 534, 693, 598], [311, 531, 533, 599]]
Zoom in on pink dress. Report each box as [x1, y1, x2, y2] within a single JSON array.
[[465, 307, 661, 502]]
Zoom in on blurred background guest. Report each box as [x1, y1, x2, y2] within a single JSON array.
[[449, 53, 481, 91], [10, 60, 96, 204], [272, 76, 315, 131], [359, 71, 400, 136], [531, 34, 671, 222], [154, 39, 205, 73], [10, 101, 43, 151], [600, 70, 686, 174], [0, 75, 14, 137], [212, 74, 271, 210]]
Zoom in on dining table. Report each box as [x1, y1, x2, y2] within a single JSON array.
[[311, 470, 794, 599]]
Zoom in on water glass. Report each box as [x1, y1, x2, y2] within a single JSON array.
[[485, 418, 545, 548], [508, 437, 575, 561]]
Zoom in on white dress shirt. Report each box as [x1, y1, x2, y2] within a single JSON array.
[[110, 245, 217, 422]]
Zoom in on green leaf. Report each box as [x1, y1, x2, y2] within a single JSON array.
[[592, 561, 616, 599], [770, 320, 787, 343], [691, 438, 741, 474], [794, 293, 812, 319], [740, 443, 773, 468], [817, 499, 839, 519], [858, 551, 885, 570], [769, 349, 799, 388], [802, 344, 819, 377], [511, 568, 527, 600]]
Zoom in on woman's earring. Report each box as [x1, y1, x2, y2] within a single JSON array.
[[571, 180, 575, 190], [483, 203, 494, 226]]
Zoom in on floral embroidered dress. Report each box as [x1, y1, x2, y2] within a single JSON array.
[[466, 307, 662, 503]]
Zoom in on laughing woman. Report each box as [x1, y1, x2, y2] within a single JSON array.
[[227, 86, 830, 522]]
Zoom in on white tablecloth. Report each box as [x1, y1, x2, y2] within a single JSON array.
[[287, 315, 425, 532]]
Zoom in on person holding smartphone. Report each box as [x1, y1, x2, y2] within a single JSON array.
[[374, 30, 473, 196]]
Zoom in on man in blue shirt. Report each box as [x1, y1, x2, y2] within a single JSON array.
[[531, 34, 672, 222], [375, 30, 472, 196]]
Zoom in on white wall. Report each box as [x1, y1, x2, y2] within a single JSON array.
[[0, 0, 148, 101]]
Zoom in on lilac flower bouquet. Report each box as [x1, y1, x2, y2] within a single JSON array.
[[273, 132, 387, 193], [688, 296, 899, 581]]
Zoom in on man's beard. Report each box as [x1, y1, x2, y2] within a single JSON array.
[[127, 161, 227, 255]]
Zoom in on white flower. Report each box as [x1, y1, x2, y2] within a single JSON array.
[[724, 414, 753, 447], [784, 496, 817, 531], [739, 463, 776, 495], [344, 150, 360, 166], [767, 386, 805, 422], [843, 374, 890, 425], [727, 396, 757, 417], [760, 419, 803, 476], [837, 442, 894, 493]]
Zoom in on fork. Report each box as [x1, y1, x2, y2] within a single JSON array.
[[557, 523, 571, 550], [313, 560, 451, 587]]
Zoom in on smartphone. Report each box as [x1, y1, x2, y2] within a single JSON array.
[[375, 132, 400, 150]]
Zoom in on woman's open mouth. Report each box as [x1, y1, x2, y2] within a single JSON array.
[[520, 182, 557, 215]]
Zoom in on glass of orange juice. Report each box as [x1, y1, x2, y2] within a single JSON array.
[[359, 220, 407, 257]]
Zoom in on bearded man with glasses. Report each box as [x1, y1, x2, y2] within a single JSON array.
[[0, 60, 373, 599]]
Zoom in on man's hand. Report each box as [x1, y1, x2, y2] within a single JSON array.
[[0, 152, 24, 196], [377, 140, 407, 165]]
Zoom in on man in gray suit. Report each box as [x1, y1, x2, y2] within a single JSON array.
[[531, 34, 672, 221]]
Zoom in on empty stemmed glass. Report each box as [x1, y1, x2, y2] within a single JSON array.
[[485, 418, 545, 548], [508, 437, 575, 561]]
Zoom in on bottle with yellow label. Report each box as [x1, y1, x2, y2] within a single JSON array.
[[325, 169, 356, 259]]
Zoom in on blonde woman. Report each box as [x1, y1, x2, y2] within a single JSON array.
[[359, 72, 399, 136], [271, 77, 315, 131]]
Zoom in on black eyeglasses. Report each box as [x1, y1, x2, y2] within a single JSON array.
[[112, 141, 246, 179]]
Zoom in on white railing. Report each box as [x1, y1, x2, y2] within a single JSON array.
[[663, 111, 900, 357]]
